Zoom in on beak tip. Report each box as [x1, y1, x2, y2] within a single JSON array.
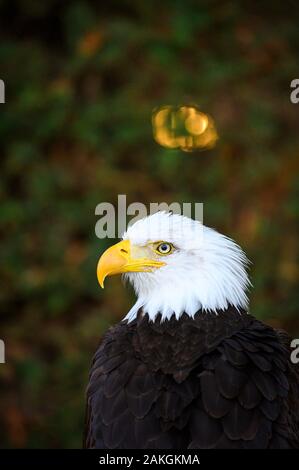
[[97, 275, 105, 289], [97, 270, 105, 289]]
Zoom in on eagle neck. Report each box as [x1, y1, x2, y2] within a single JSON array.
[[126, 305, 253, 381]]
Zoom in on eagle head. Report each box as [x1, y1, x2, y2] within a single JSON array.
[[97, 211, 250, 322]]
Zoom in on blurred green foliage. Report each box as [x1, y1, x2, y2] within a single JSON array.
[[0, 0, 299, 448]]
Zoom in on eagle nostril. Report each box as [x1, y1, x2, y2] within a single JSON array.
[[120, 248, 128, 254]]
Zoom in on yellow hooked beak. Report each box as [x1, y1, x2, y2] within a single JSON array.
[[97, 240, 165, 288]]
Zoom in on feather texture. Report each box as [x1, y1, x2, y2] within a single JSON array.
[[84, 307, 299, 449]]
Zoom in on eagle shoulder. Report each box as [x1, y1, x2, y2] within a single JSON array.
[[84, 311, 299, 449]]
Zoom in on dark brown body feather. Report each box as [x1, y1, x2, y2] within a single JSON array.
[[84, 307, 299, 449]]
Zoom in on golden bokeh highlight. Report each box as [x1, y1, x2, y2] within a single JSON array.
[[152, 105, 218, 152]]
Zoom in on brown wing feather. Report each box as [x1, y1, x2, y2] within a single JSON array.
[[190, 326, 293, 448], [84, 309, 299, 449]]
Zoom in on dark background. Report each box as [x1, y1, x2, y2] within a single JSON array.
[[0, 0, 299, 448]]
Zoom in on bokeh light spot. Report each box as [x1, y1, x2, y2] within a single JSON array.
[[152, 105, 218, 152]]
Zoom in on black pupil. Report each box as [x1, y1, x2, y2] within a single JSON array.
[[160, 244, 169, 252]]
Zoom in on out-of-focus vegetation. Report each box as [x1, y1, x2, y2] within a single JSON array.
[[0, 0, 299, 448]]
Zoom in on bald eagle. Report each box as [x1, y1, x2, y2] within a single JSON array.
[[84, 212, 299, 449]]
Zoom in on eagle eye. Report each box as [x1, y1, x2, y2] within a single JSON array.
[[155, 242, 174, 255]]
